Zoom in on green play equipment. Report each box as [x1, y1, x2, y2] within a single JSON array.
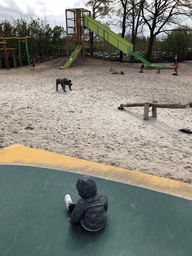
[[17, 38, 31, 66], [84, 14, 133, 54], [25, 38, 31, 66], [62, 44, 82, 68], [0, 24, 34, 69], [63, 8, 165, 69]]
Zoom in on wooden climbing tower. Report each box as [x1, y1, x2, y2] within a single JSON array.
[[65, 8, 92, 59]]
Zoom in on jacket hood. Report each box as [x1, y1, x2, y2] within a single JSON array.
[[76, 175, 97, 198]]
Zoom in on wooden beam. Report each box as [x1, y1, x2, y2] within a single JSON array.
[[144, 103, 150, 120], [0, 36, 31, 40], [119, 102, 192, 120], [152, 106, 157, 118], [120, 103, 188, 109], [150, 103, 187, 109], [0, 48, 16, 50], [120, 103, 145, 108]]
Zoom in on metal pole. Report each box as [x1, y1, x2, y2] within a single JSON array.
[[127, 46, 129, 65], [18, 39, 22, 66], [82, 8, 85, 59], [103, 30, 105, 60], [87, 11, 94, 58], [0, 25, 9, 69], [25, 38, 31, 66], [65, 9, 69, 59]]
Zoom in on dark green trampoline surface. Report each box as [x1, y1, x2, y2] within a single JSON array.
[[0, 165, 191, 256]]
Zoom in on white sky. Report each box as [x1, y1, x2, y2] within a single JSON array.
[[0, 0, 89, 28], [0, 0, 191, 37]]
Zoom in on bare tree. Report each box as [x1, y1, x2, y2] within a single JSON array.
[[126, 0, 144, 52], [118, 0, 129, 61], [141, 0, 192, 61], [111, 0, 144, 61], [86, 0, 111, 19]]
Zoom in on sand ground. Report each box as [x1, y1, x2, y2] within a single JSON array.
[[0, 57, 192, 184]]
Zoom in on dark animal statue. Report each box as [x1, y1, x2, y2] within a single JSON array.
[[56, 78, 72, 92]]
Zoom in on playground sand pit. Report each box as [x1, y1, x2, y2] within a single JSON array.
[[0, 58, 192, 184]]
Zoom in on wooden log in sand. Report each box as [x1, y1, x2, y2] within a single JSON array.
[[120, 103, 188, 109], [119, 102, 191, 120]]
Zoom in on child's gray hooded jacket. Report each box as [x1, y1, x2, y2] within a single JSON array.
[[70, 175, 108, 231]]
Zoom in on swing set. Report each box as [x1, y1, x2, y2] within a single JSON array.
[[0, 25, 35, 69]]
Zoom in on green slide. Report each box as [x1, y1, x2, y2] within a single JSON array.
[[84, 15, 165, 68], [62, 44, 82, 68], [84, 15, 133, 54], [130, 52, 165, 68]]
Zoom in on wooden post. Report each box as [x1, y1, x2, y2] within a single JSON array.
[[157, 68, 160, 74], [152, 106, 157, 118], [143, 103, 150, 120], [18, 39, 22, 66], [13, 49, 17, 68], [28, 28, 35, 67], [0, 25, 9, 69], [76, 9, 82, 57], [3, 47, 9, 69]]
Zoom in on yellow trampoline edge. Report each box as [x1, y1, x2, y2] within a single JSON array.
[[0, 144, 192, 201]]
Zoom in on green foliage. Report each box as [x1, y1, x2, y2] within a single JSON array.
[[13, 18, 28, 37], [28, 18, 66, 58], [133, 30, 192, 63], [2, 21, 15, 37], [52, 26, 66, 55], [134, 37, 148, 54], [162, 28, 191, 61], [29, 18, 53, 57]]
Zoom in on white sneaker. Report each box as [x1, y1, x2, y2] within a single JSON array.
[[65, 194, 73, 209]]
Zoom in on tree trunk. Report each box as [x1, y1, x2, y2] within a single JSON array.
[[131, 36, 135, 53], [90, 6, 96, 58], [90, 31, 94, 57], [131, 0, 135, 53], [119, 3, 127, 62], [146, 34, 155, 62]]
